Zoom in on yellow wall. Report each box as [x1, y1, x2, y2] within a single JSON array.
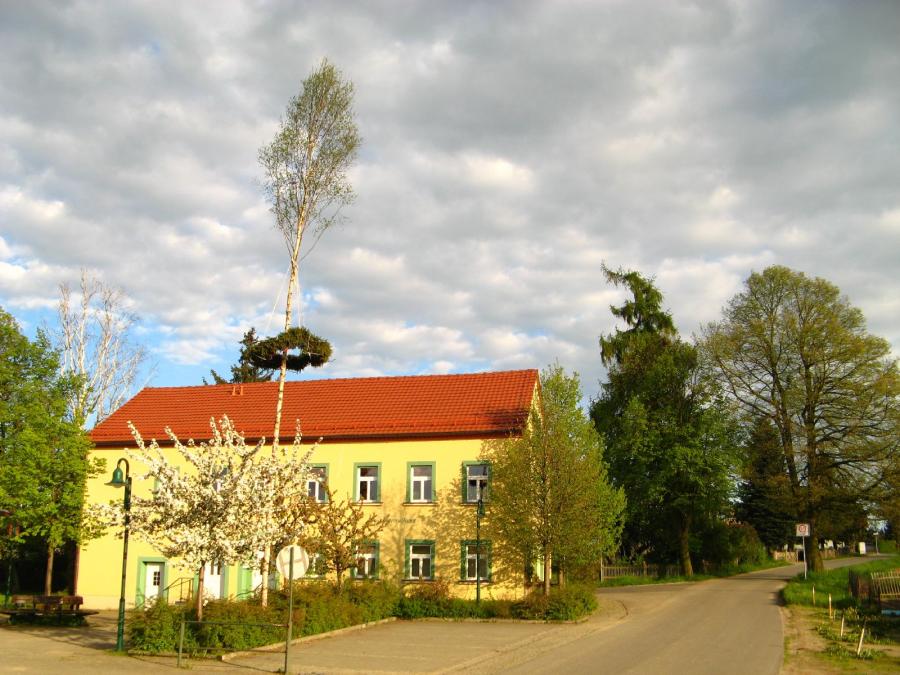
[[79, 436, 522, 609]]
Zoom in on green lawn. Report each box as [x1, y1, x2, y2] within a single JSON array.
[[782, 556, 900, 609], [782, 555, 900, 669]]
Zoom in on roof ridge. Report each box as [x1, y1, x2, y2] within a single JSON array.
[[138, 369, 539, 392]]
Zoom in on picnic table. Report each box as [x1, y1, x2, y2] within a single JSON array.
[[1, 595, 99, 623]]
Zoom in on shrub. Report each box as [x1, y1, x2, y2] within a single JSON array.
[[128, 599, 196, 653], [512, 584, 597, 621]]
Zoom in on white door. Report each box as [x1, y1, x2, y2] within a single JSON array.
[[144, 562, 164, 603], [204, 562, 223, 599]]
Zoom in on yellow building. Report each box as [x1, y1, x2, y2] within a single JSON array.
[[79, 369, 538, 608]]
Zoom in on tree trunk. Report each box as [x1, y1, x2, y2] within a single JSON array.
[[44, 545, 54, 596], [271, 230, 303, 448], [336, 566, 344, 592], [807, 518, 824, 572], [195, 563, 206, 622], [558, 567, 565, 588], [542, 550, 552, 595], [678, 514, 693, 577], [260, 544, 272, 607]]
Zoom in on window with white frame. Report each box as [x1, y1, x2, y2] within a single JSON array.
[[307, 466, 328, 502], [409, 464, 433, 502], [407, 542, 434, 580], [306, 552, 326, 578], [465, 463, 489, 502], [354, 543, 378, 579], [356, 465, 379, 502], [462, 541, 490, 581]]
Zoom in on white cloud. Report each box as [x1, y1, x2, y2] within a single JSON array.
[[1, 0, 898, 394]]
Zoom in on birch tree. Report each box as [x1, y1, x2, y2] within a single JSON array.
[[56, 269, 148, 426], [258, 58, 360, 447], [118, 417, 312, 620], [256, 58, 359, 603]]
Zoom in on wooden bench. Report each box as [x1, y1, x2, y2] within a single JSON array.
[[1, 595, 99, 623]]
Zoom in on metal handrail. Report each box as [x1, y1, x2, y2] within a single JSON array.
[[163, 576, 194, 604]]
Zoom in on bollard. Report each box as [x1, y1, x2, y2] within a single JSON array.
[[828, 594, 832, 620], [177, 616, 185, 668], [840, 613, 845, 639], [856, 627, 865, 656], [812, 585, 815, 606]]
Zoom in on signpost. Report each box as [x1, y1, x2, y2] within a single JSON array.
[[796, 523, 810, 579], [276, 545, 309, 674]]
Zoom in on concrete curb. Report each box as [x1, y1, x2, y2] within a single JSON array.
[[219, 616, 397, 662]]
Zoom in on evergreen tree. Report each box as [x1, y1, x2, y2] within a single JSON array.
[[205, 328, 275, 384], [592, 267, 737, 575]]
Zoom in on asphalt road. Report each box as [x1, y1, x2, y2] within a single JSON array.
[[498, 557, 878, 675]]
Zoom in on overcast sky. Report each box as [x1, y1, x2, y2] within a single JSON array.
[[2, 0, 898, 402]]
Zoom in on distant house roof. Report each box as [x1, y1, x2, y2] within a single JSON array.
[[90, 369, 539, 447]]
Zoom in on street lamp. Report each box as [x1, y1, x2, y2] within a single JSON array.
[[476, 496, 485, 604], [107, 458, 132, 652]]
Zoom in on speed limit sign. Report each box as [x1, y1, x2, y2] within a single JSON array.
[[796, 523, 810, 537]]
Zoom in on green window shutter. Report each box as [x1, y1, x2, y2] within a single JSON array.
[[404, 541, 410, 579], [486, 541, 493, 582], [459, 541, 466, 580]]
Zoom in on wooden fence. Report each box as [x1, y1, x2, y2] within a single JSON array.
[[600, 563, 681, 580]]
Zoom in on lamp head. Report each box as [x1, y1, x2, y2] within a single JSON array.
[[107, 466, 127, 488]]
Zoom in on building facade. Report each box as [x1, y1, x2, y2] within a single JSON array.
[[79, 369, 538, 609]]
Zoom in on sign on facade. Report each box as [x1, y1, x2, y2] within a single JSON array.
[[276, 544, 309, 579], [796, 523, 810, 537]]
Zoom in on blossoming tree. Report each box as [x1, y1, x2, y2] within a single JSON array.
[[114, 416, 312, 620]]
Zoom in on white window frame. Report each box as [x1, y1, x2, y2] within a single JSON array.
[[409, 464, 433, 503], [307, 466, 328, 502], [465, 463, 489, 503], [464, 542, 489, 581], [408, 543, 434, 580], [356, 465, 379, 502], [354, 543, 378, 579]]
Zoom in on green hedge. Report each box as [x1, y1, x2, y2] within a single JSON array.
[[129, 582, 398, 654], [129, 580, 597, 654]]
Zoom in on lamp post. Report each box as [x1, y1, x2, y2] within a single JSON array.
[[476, 496, 485, 604], [107, 458, 132, 652]]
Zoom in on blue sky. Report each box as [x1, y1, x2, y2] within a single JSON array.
[[1, 0, 898, 402]]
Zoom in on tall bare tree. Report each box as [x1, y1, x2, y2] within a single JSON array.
[[256, 58, 360, 604], [56, 269, 148, 426]]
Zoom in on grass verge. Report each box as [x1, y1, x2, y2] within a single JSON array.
[[782, 556, 900, 672], [598, 557, 789, 588]]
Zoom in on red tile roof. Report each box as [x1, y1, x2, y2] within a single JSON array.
[[90, 369, 539, 446]]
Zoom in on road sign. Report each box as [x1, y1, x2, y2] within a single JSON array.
[[276, 544, 309, 579], [796, 523, 810, 537]]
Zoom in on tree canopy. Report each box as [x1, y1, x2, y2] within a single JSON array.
[[484, 365, 624, 594], [113, 416, 313, 620], [702, 265, 899, 570], [592, 269, 737, 575], [205, 328, 275, 384], [0, 308, 102, 594]]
